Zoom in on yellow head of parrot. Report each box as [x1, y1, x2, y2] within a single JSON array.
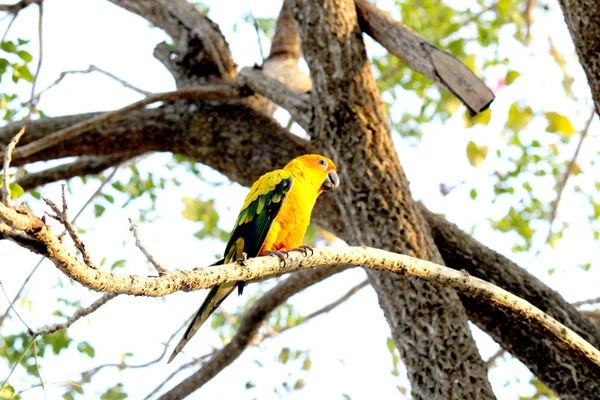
[[285, 154, 339, 193]]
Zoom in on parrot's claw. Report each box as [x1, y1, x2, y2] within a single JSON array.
[[289, 245, 314, 257], [266, 250, 288, 267], [236, 252, 248, 267]]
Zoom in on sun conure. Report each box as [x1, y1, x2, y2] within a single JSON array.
[[168, 154, 340, 363]]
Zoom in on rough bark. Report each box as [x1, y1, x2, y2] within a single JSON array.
[[292, 0, 495, 398], [422, 206, 600, 397], [557, 0, 600, 113], [355, 0, 494, 115]]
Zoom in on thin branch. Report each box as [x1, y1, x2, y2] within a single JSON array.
[[29, 65, 151, 106], [524, 0, 537, 43], [43, 184, 94, 268], [247, 4, 265, 63], [0, 164, 120, 327], [16, 153, 136, 191], [573, 297, 600, 307], [542, 109, 596, 248], [0, 0, 41, 14], [2, 127, 26, 205], [3, 85, 243, 162], [129, 218, 169, 276], [27, 0, 43, 117], [486, 348, 506, 368], [34, 292, 118, 336], [32, 340, 47, 400], [277, 279, 369, 335]]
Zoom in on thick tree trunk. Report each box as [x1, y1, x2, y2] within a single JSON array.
[[292, 0, 495, 398]]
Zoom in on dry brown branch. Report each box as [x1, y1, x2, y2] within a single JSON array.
[[0, 165, 120, 327], [27, 0, 43, 116], [524, 0, 537, 43], [486, 348, 506, 368], [35, 293, 118, 335], [29, 65, 151, 108], [574, 297, 600, 307], [16, 153, 137, 191], [3, 85, 243, 162], [129, 219, 169, 276], [542, 109, 596, 249], [2, 127, 26, 205], [354, 0, 494, 115], [1, 196, 599, 383], [43, 185, 95, 268]]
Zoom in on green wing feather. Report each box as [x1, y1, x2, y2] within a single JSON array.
[[168, 171, 292, 363]]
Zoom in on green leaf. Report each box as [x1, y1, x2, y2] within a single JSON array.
[[545, 112, 575, 136], [77, 341, 96, 358], [13, 64, 34, 82], [17, 50, 33, 62], [505, 70, 520, 85], [1, 41, 17, 53], [43, 330, 72, 355], [9, 182, 24, 199], [466, 141, 488, 167], [302, 358, 312, 371], [100, 383, 128, 400], [94, 204, 105, 217], [506, 104, 533, 133], [293, 379, 305, 390], [469, 188, 477, 200], [278, 347, 290, 364], [463, 108, 491, 128]]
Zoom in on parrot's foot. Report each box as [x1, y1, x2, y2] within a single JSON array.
[[266, 250, 288, 267], [236, 252, 248, 267], [289, 245, 314, 257]]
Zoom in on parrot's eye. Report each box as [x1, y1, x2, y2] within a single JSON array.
[[317, 159, 328, 169]]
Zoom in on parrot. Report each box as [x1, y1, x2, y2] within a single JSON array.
[[167, 154, 340, 363]]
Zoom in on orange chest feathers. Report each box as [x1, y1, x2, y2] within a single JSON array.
[[259, 180, 318, 254]]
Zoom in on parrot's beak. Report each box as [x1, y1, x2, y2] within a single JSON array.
[[321, 171, 340, 192]]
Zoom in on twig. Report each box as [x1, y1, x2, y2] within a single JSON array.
[[0, 281, 32, 334], [247, 3, 265, 63], [32, 340, 47, 400], [276, 279, 369, 335], [0, 335, 37, 393], [29, 65, 151, 107], [0, 164, 120, 327], [542, 109, 596, 249], [0, 0, 41, 14], [35, 292, 118, 335], [13, 380, 80, 398], [524, 0, 537, 43], [27, 0, 43, 117], [129, 218, 169, 276], [44, 184, 94, 268], [485, 348, 506, 368], [573, 297, 600, 307], [3, 85, 243, 161], [2, 127, 26, 205]]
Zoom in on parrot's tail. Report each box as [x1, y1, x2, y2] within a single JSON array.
[[168, 258, 231, 364]]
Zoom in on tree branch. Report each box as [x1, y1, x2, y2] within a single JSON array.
[[556, 0, 600, 114], [34, 293, 118, 336], [15, 153, 137, 191], [2, 85, 243, 163], [354, 0, 494, 115], [2, 127, 26, 205]]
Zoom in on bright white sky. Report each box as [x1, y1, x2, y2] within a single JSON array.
[[0, 0, 598, 399]]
